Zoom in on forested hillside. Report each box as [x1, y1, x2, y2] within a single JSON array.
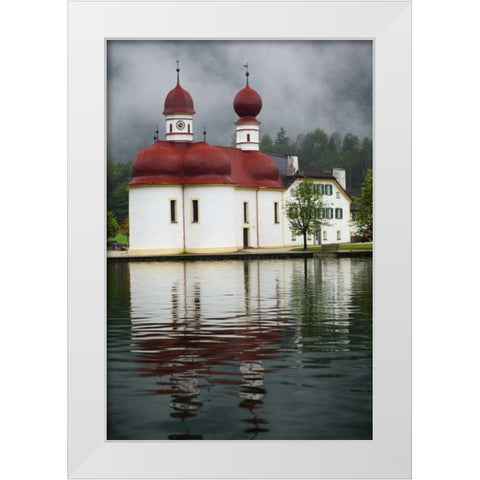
[[260, 127, 372, 193], [107, 161, 131, 224]]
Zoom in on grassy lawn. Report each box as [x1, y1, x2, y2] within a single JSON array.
[[290, 242, 372, 252], [107, 232, 129, 244]]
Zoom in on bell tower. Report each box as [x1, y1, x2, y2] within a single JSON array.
[[163, 61, 195, 142], [233, 65, 262, 151]]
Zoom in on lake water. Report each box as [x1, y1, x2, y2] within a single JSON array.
[[107, 257, 372, 440]]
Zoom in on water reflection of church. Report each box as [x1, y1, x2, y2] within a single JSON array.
[[121, 258, 367, 440]]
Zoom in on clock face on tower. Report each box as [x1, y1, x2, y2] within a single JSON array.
[[176, 120, 185, 130]]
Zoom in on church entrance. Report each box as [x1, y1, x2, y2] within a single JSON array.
[[243, 228, 249, 248]]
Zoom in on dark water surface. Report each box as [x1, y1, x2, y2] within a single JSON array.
[[107, 257, 372, 440]]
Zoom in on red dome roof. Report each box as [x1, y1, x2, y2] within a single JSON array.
[[131, 141, 182, 178], [184, 142, 231, 176], [163, 82, 195, 115], [243, 151, 280, 182], [233, 85, 262, 118], [129, 142, 282, 188]]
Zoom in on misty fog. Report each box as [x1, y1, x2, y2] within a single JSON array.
[[107, 40, 372, 163]]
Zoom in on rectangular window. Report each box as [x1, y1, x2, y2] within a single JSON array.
[[335, 208, 343, 219], [291, 232, 296, 241], [337, 230, 341, 241], [274, 202, 279, 223], [326, 184, 333, 195], [191, 199, 199, 223], [170, 199, 177, 223], [325, 208, 333, 219], [323, 230, 328, 241], [243, 202, 249, 223], [336, 191, 340, 199]]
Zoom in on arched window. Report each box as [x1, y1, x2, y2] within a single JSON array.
[[247, 133, 251, 142], [169, 124, 173, 133]]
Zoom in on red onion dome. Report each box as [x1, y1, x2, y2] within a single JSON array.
[[244, 151, 280, 181], [163, 82, 195, 115], [131, 141, 182, 178], [233, 85, 262, 118], [183, 142, 231, 177]]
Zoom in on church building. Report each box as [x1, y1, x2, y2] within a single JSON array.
[[127, 66, 352, 255]]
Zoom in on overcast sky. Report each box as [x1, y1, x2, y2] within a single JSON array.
[[107, 40, 372, 163]]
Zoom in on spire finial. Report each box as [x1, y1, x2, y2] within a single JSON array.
[[176, 59, 180, 83], [243, 63, 249, 85], [203, 126, 206, 142], [153, 124, 158, 143]]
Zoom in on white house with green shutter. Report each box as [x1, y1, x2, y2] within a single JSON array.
[[271, 154, 353, 246]]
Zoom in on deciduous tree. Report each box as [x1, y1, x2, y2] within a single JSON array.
[[119, 217, 129, 243], [285, 175, 330, 250], [107, 211, 119, 240], [352, 168, 373, 235]]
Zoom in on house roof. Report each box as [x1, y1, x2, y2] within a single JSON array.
[[268, 153, 353, 201]]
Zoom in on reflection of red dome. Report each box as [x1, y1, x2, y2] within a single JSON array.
[[184, 142, 231, 176], [244, 151, 280, 181], [233, 85, 262, 118], [163, 82, 195, 115], [131, 141, 182, 177]]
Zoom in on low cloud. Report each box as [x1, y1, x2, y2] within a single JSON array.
[[107, 40, 372, 162]]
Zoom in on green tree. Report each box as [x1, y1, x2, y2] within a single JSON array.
[[352, 168, 373, 235], [285, 175, 329, 250], [107, 211, 119, 240], [259, 133, 274, 152], [119, 217, 129, 244], [359, 137, 373, 171], [298, 128, 329, 170], [323, 131, 342, 170], [107, 160, 131, 223], [340, 133, 361, 190], [110, 183, 129, 223], [273, 127, 291, 154]]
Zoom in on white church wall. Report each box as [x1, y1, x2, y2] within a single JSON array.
[[257, 190, 284, 247], [129, 186, 184, 254], [184, 185, 237, 253], [234, 189, 258, 248]]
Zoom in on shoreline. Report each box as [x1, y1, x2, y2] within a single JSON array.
[[107, 247, 372, 263]]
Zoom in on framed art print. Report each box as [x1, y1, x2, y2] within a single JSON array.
[[68, 1, 411, 478]]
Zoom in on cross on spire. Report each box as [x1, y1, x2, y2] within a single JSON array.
[[176, 60, 180, 83], [243, 63, 249, 85]]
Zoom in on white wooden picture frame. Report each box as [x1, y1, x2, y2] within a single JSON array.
[[68, 1, 411, 477]]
